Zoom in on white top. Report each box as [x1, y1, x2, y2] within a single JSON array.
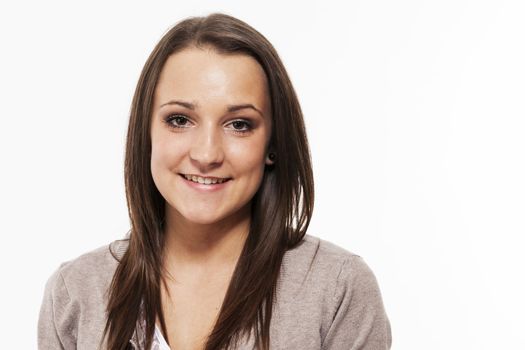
[[153, 325, 171, 350], [128, 307, 171, 350]]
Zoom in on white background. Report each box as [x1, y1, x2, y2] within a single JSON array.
[[1, 0, 524, 349]]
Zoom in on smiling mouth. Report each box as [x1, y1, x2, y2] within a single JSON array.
[[179, 174, 232, 185]]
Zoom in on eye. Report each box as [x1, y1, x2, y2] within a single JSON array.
[[226, 119, 253, 134], [164, 114, 192, 129]]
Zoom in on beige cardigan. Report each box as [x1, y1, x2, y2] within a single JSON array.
[[38, 234, 391, 349]]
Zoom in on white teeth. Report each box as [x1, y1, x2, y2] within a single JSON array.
[[183, 174, 229, 185]]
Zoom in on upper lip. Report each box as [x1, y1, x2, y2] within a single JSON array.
[[180, 173, 232, 180]]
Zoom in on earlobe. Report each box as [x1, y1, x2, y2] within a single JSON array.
[[265, 152, 276, 165]]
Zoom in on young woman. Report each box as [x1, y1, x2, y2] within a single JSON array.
[[38, 13, 391, 350]]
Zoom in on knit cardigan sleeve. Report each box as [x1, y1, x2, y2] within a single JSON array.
[[321, 256, 392, 349], [38, 264, 79, 350]]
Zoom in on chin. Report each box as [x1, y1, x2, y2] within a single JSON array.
[[188, 217, 223, 226], [178, 210, 226, 226]]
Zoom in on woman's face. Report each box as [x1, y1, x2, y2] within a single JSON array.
[[150, 47, 273, 227]]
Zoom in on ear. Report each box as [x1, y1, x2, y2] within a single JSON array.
[[265, 152, 276, 165]]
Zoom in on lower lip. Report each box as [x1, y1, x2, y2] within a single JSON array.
[[179, 174, 231, 192]]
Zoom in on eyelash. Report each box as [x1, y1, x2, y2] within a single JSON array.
[[163, 114, 254, 135]]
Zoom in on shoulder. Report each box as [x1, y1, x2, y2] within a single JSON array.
[[44, 237, 129, 304], [274, 234, 391, 348], [281, 233, 371, 285], [286, 234, 385, 300], [38, 237, 130, 349], [300, 234, 381, 292], [58, 238, 128, 280]]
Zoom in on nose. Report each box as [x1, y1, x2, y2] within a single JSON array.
[[189, 123, 224, 171]]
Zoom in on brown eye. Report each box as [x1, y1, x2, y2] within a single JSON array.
[[230, 120, 252, 131], [233, 121, 246, 129], [225, 119, 253, 135], [164, 114, 192, 129], [173, 116, 188, 126]]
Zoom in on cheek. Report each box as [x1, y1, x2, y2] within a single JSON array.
[[226, 137, 267, 177], [150, 134, 185, 176]]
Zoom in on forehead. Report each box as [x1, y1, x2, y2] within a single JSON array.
[[154, 47, 270, 110]]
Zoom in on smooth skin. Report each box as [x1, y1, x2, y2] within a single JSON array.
[[150, 46, 274, 349]]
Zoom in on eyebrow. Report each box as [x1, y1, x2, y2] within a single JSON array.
[[159, 99, 264, 117]]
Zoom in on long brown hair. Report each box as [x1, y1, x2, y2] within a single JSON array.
[[102, 13, 314, 350]]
